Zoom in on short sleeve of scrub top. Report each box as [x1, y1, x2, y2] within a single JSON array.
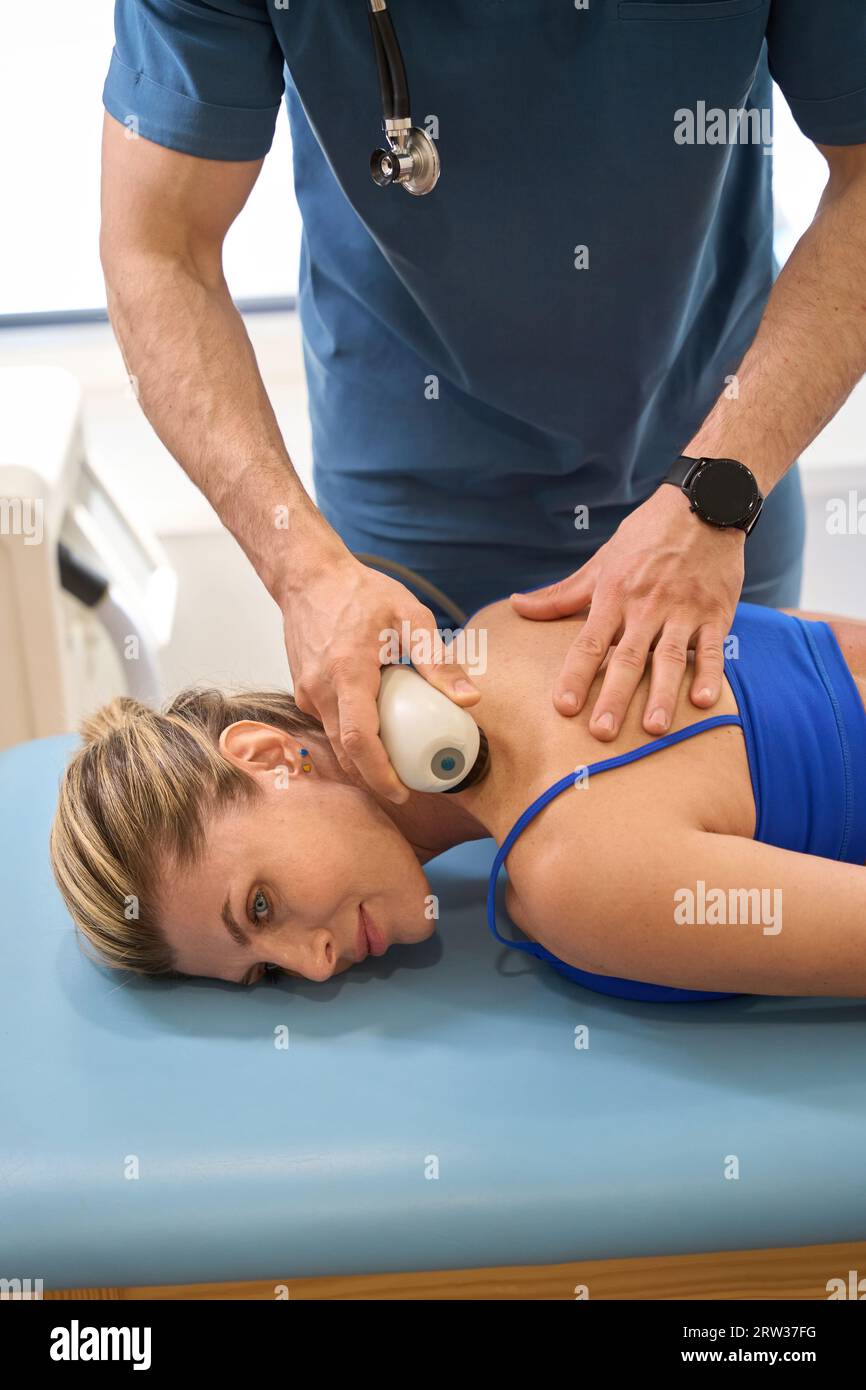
[[766, 0, 866, 144], [102, 0, 286, 162]]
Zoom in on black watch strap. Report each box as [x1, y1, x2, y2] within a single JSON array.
[[665, 455, 701, 490]]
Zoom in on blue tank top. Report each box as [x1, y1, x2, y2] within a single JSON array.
[[487, 603, 866, 1002]]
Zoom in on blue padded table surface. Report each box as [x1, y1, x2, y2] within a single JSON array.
[[3, 734, 866, 1291]]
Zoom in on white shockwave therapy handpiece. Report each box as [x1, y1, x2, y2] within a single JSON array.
[[377, 664, 486, 794]]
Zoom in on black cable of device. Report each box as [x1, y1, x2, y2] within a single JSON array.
[[351, 552, 467, 627]]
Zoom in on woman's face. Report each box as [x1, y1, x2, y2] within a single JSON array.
[[156, 722, 436, 985]]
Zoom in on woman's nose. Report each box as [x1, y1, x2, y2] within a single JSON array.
[[302, 928, 339, 983], [269, 925, 341, 983]]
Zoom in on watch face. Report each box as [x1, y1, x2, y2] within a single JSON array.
[[691, 458, 758, 527]]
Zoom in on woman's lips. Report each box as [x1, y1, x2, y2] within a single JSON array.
[[357, 903, 387, 961]]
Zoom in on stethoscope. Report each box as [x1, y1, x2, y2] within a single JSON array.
[[366, 0, 440, 196]]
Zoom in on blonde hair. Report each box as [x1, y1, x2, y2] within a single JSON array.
[[49, 689, 323, 977]]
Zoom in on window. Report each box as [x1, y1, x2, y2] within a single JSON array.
[[772, 87, 828, 264], [0, 0, 301, 319]]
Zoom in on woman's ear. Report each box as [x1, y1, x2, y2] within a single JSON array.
[[218, 721, 297, 777]]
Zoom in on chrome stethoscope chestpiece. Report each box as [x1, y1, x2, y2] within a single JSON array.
[[366, 0, 440, 196]]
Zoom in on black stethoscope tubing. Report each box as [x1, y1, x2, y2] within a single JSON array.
[[365, 1, 440, 194], [367, 1, 410, 123]]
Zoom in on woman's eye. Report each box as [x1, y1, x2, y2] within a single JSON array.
[[251, 889, 270, 923]]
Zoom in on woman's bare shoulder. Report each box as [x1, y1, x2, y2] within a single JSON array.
[[462, 596, 584, 664], [462, 596, 518, 635]]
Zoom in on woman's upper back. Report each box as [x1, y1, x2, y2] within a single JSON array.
[[460, 597, 755, 850], [459, 599, 866, 960]]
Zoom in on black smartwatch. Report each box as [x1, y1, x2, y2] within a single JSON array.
[[663, 455, 764, 535]]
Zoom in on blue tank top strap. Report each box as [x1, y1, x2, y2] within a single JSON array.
[[486, 713, 744, 951]]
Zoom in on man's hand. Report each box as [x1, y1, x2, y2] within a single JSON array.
[[280, 547, 480, 802], [510, 137, 866, 746], [510, 485, 745, 741]]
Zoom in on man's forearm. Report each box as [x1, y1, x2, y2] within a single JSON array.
[[104, 254, 345, 600], [683, 146, 866, 493]]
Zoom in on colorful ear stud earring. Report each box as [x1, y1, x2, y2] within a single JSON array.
[[299, 746, 313, 774]]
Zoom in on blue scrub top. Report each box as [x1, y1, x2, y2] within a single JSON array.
[[103, 1, 866, 617]]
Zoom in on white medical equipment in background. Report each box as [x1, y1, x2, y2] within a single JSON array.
[[0, 365, 176, 751]]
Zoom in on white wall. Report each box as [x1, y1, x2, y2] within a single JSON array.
[[0, 0, 301, 316]]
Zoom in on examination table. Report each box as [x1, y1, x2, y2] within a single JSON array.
[[3, 734, 866, 1300]]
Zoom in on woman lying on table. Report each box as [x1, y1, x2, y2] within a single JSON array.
[[50, 599, 866, 1002]]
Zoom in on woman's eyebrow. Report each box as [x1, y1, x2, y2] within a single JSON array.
[[221, 892, 249, 949]]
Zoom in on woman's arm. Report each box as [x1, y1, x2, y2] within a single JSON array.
[[531, 826, 866, 998]]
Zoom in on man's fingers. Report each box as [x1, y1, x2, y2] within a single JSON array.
[[690, 622, 727, 709], [294, 681, 357, 779], [335, 678, 409, 804], [553, 602, 622, 717], [510, 564, 595, 620], [587, 619, 656, 740], [297, 661, 407, 803], [408, 612, 481, 704], [642, 622, 692, 734]]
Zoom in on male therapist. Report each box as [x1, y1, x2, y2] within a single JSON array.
[[100, 0, 866, 803]]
